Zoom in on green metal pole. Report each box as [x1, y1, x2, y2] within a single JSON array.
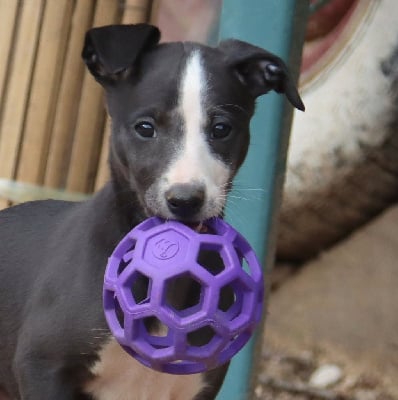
[[216, 1, 308, 399]]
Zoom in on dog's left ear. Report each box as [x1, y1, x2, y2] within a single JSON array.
[[82, 24, 161, 84], [219, 39, 305, 111]]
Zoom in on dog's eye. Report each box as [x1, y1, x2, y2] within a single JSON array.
[[210, 123, 231, 140], [134, 122, 156, 138]]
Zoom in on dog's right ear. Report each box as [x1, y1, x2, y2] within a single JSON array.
[[219, 39, 304, 111], [82, 24, 161, 84]]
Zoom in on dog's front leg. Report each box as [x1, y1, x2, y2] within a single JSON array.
[[13, 355, 78, 400]]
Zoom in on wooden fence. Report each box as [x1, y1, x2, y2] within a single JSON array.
[[0, 0, 156, 208]]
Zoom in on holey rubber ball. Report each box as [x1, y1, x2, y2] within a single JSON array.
[[103, 217, 264, 374]]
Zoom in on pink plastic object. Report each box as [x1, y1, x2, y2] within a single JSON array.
[[103, 217, 264, 374]]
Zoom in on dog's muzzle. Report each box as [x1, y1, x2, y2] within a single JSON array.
[[165, 183, 205, 220]]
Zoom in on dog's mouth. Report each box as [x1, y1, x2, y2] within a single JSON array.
[[148, 215, 215, 234], [156, 203, 224, 231], [185, 221, 209, 233], [143, 191, 225, 231], [144, 180, 228, 227]]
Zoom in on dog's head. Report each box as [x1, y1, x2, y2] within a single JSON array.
[[83, 24, 304, 222]]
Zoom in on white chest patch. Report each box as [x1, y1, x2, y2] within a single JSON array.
[[84, 339, 205, 400]]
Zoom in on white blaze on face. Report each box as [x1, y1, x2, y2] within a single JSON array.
[[164, 50, 230, 217]]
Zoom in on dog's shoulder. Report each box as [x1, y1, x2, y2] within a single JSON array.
[[0, 200, 75, 251], [0, 199, 75, 225]]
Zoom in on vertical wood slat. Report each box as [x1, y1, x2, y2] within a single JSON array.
[[94, 0, 153, 191], [0, 0, 155, 207], [0, 0, 44, 209], [149, 0, 160, 23], [0, 1, 19, 123], [44, 0, 96, 188], [65, 0, 122, 193], [16, 0, 74, 184], [94, 117, 112, 191], [123, 0, 152, 23]]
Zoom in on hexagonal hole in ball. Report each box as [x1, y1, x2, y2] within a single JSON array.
[[165, 273, 203, 316], [185, 324, 225, 363], [130, 316, 175, 362], [197, 246, 225, 276], [117, 241, 136, 276], [142, 316, 171, 349], [187, 325, 216, 347], [217, 282, 243, 321], [234, 246, 252, 277], [130, 271, 151, 305], [114, 296, 125, 329]]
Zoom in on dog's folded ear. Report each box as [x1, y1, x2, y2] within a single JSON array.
[[82, 24, 161, 84], [219, 39, 304, 111]]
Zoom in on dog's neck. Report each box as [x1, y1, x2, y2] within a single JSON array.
[[86, 180, 147, 251], [110, 178, 146, 227]]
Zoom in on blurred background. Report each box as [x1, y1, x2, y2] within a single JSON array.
[[0, 0, 397, 399]]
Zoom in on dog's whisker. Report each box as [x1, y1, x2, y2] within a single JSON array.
[[227, 195, 255, 201], [222, 204, 248, 228], [231, 182, 266, 191]]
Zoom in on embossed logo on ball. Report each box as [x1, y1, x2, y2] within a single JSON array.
[[152, 237, 179, 260]]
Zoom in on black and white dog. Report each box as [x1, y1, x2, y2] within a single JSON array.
[[0, 24, 303, 400]]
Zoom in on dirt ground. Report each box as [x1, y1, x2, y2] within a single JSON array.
[[254, 342, 395, 400], [254, 205, 398, 400]]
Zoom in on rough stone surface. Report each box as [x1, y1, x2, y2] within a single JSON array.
[[308, 364, 343, 388], [264, 205, 398, 397]]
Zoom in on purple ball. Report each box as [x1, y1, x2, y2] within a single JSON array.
[[103, 217, 264, 374]]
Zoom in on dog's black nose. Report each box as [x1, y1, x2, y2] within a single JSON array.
[[166, 184, 205, 219]]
